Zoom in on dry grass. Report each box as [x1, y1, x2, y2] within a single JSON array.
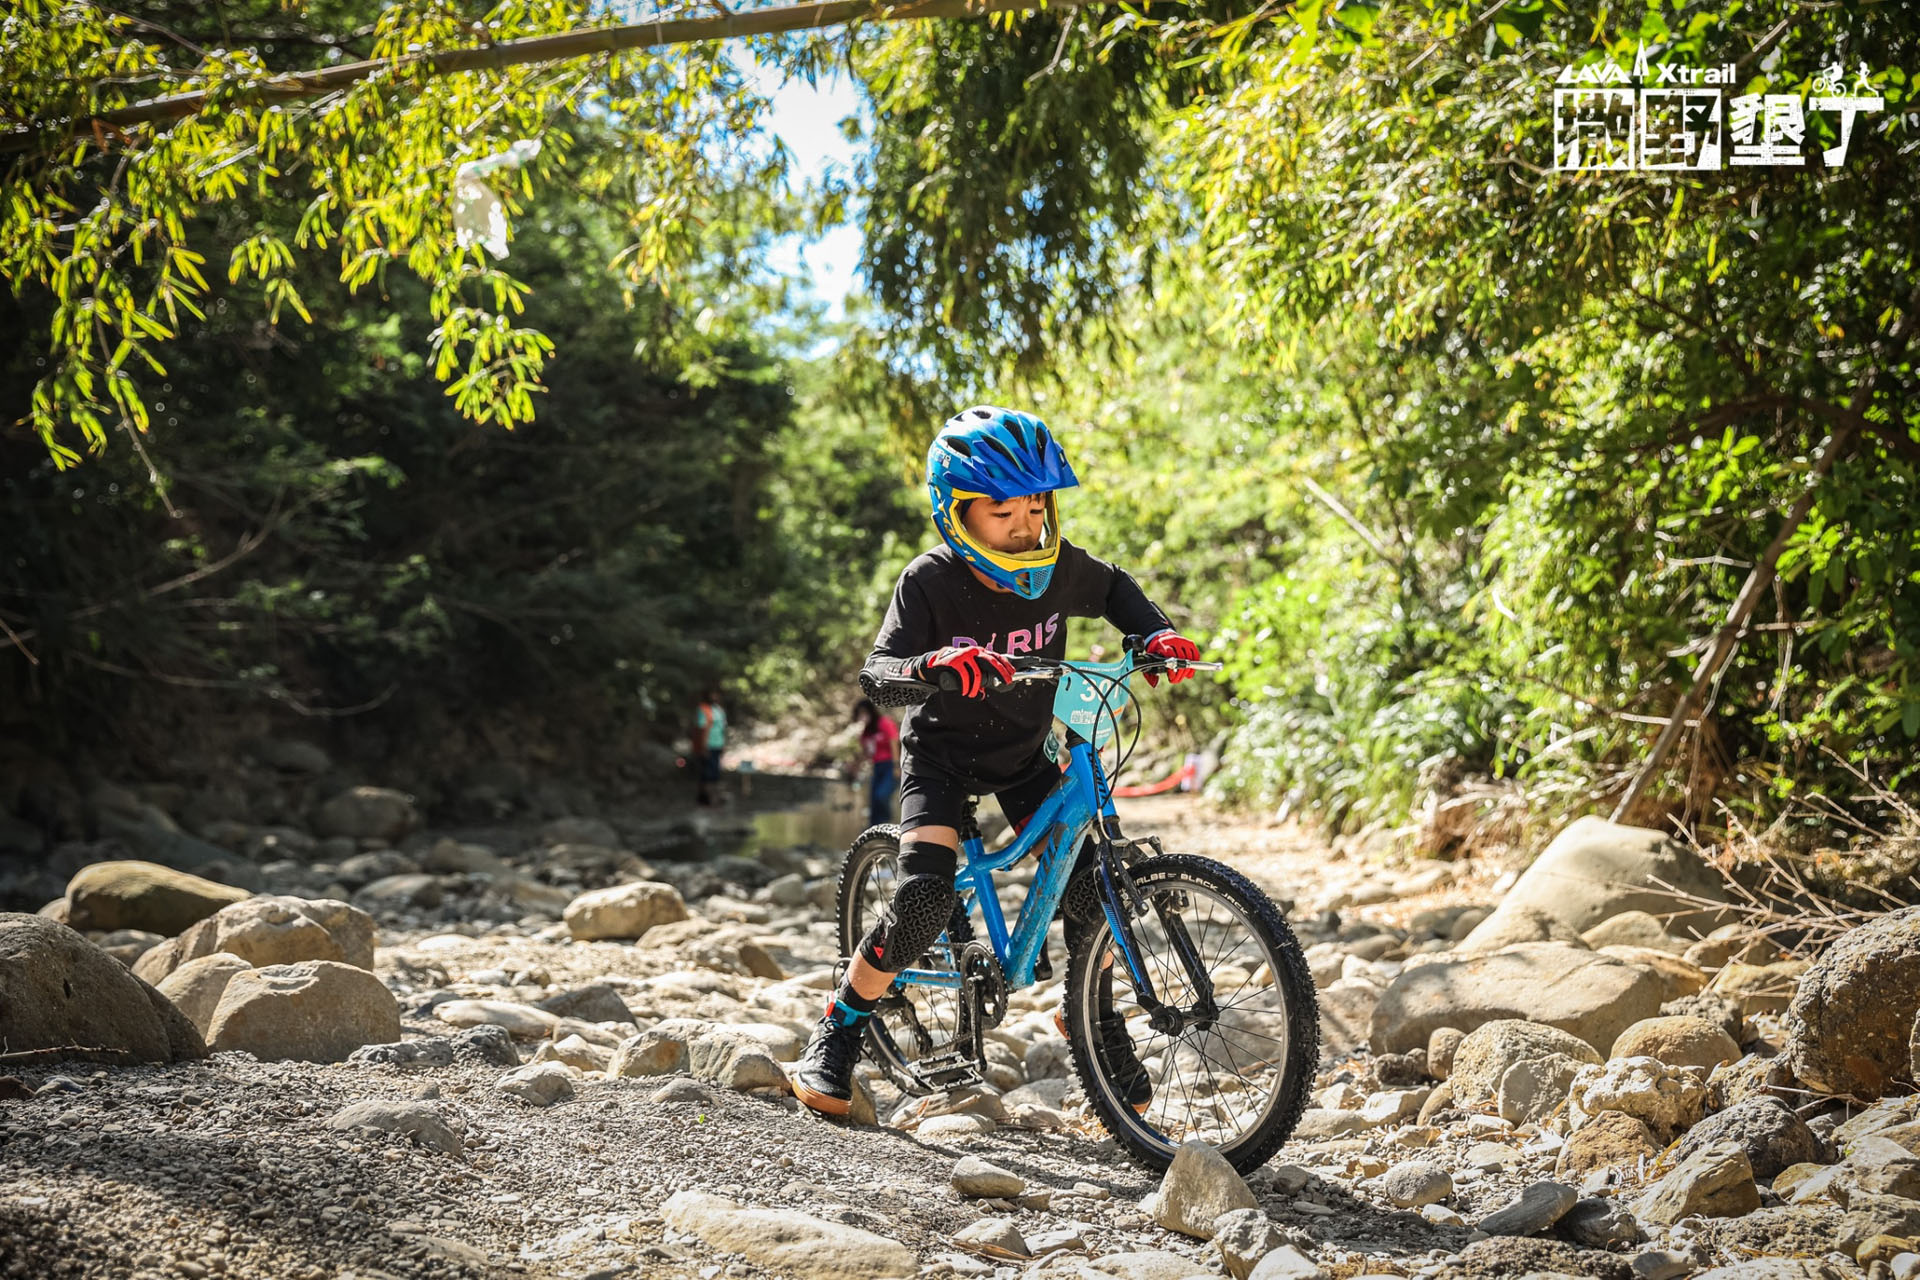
[[1652, 754, 1920, 960]]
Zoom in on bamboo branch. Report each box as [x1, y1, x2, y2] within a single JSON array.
[[2, 0, 1088, 154], [1299, 474, 1397, 565], [1612, 290, 1920, 823]]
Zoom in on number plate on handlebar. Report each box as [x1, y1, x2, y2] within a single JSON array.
[[1053, 654, 1136, 748]]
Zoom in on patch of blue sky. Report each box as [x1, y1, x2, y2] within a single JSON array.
[[748, 58, 867, 323]]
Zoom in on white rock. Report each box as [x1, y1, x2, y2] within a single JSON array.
[[918, 1113, 996, 1139], [432, 999, 559, 1041], [951, 1216, 1028, 1257], [952, 1156, 1024, 1198], [204, 960, 400, 1063], [723, 1021, 806, 1062], [1497, 1054, 1585, 1126], [660, 1190, 914, 1280], [1359, 1087, 1429, 1127], [608, 1017, 710, 1076], [1377, 1161, 1452, 1208], [1212, 1206, 1294, 1280], [563, 881, 689, 941], [1568, 1056, 1708, 1142], [1447, 1018, 1604, 1106], [1247, 1245, 1330, 1280], [687, 1029, 788, 1093], [495, 1061, 575, 1107], [153, 951, 253, 1035], [532, 1033, 611, 1073], [326, 1100, 461, 1156], [1152, 1138, 1258, 1239], [1083, 1252, 1227, 1280]]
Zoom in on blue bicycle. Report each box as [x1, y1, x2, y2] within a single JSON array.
[[840, 637, 1319, 1172]]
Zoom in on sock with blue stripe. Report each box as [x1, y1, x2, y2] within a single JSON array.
[[825, 987, 878, 1030]]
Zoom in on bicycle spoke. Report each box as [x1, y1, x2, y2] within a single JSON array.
[[1079, 864, 1312, 1161]]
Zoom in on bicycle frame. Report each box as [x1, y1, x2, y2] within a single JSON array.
[[895, 731, 1116, 993]]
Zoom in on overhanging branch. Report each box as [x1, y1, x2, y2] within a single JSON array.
[[3, 0, 1087, 155]]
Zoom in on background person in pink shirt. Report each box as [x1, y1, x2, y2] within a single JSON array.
[[852, 698, 899, 827]]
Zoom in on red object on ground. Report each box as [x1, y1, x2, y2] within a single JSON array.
[[1111, 761, 1197, 798]]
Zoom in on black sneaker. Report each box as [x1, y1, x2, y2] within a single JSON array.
[[1057, 1005, 1153, 1112], [1095, 1012, 1154, 1113], [791, 1015, 863, 1118]]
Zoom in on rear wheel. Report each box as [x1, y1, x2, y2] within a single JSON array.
[[1064, 854, 1318, 1173], [835, 825, 973, 1092]]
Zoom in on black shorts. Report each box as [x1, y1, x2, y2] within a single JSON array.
[[897, 746, 1061, 845]]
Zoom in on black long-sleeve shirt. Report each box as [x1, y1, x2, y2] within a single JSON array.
[[861, 541, 1171, 788]]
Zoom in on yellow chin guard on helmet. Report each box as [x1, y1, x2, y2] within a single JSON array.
[[936, 489, 1064, 599]]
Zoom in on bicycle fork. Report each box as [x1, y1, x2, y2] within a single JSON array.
[[1094, 831, 1219, 1036]]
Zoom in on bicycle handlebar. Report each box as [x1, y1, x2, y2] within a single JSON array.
[[876, 644, 1222, 699]]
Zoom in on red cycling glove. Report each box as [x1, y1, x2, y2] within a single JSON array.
[[913, 645, 1015, 698], [1143, 631, 1201, 686]]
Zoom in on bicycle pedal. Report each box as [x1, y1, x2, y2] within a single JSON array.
[[907, 1050, 984, 1091]]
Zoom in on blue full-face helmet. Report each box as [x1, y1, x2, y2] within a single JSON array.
[[927, 406, 1080, 600]]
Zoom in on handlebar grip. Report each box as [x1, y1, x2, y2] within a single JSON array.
[[858, 670, 939, 708], [1122, 634, 1151, 656]]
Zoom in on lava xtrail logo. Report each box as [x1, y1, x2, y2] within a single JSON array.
[[1551, 44, 1884, 172]]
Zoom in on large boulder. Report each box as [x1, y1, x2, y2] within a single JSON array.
[[94, 810, 239, 876], [1460, 817, 1728, 947], [1669, 1095, 1819, 1180], [1784, 905, 1920, 1098], [1455, 905, 1585, 955], [313, 787, 419, 842], [1631, 1142, 1760, 1226], [133, 896, 376, 984], [1581, 910, 1685, 954], [1317, 978, 1383, 1058], [660, 1190, 915, 1280], [1597, 946, 1711, 1002], [1555, 1109, 1662, 1183], [563, 881, 689, 941], [154, 951, 254, 1035], [254, 738, 332, 775], [1369, 943, 1666, 1056], [1448, 1019, 1603, 1107], [63, 861, 250, 936], [1610, 1015, 1741, 1073], [0, 913, 206, 1063], [204, 960, 401, 1062]]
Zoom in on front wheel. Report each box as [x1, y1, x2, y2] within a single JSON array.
[[1064, 854, 1319, 1173]]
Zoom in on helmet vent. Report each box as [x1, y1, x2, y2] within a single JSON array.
[[977, 436, 1021, 471], [945, 438, 974, 457]]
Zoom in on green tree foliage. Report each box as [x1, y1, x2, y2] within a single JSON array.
[[0, 113, 913, 773], [2, 0, 786, 464], [854, 1, 1920, 830]]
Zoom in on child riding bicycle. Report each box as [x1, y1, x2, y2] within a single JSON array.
[[792, 405, 1201, 1117]]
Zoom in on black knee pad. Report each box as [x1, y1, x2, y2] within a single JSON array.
[[859, 871, 958, 972]]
